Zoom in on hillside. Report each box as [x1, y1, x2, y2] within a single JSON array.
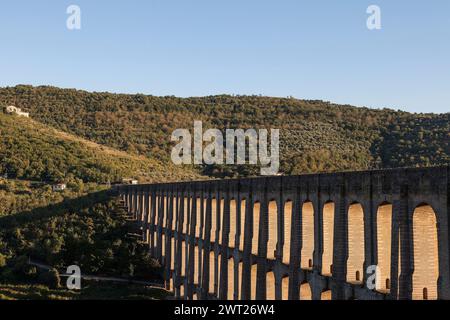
[[0, 191, 169, 299], [0, 110, 202, 183], [0, 85, 448, 177]]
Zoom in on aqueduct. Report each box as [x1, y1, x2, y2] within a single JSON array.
[[118, 166, 450, 300]]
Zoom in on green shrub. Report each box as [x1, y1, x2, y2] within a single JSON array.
[[38, 268, 61, 289], [0, 253, 7, 268]]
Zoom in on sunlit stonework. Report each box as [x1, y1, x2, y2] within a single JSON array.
[[120, 166, 447, 300]]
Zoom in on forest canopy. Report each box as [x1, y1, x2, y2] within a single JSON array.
[[0, 85, 448, 180]]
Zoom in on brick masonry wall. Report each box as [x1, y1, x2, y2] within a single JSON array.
[[120, 166, 449, 300]]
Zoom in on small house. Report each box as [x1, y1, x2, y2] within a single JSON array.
[[52, 183, 67, 192], [5, 105, 30, 118], [122, 178, 139, 185]]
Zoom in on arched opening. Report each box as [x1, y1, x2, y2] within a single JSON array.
[[180, 284, 185, 297], [161, 196, 167, 258], [202, 197, 208, 242], [144, 193, 149, 222], [237, 262, 243, 300], [227, 258, 235, 300], [159, 197, 166, 257], [180, 240, 187, 277], [138, 193, 142, 218], [183, 197, 189, 234], [171, 238, 175, 270], [211, 198, 217, 243], [206, 197, 216, 296], [347, 202, 365, 284], [193, 246, 200, 286], [281, 276, 289, 300], [216, 253, 223, 297], [322, 201, 334, 276], [136, 193, 141, 220], [283, 200, 293, 264], [239, 199, 246, 252], [376, 202, 392, 292], [162, 196, 167, 228], [423, 288, 428, 300], [266, 271, 276, 300], [301, 201, 314, 269], [229, 199, 237, 248], [412, 204, 439, 300], [195, 197, 202, 238], [218, 198, 225, 245], [252, 202, 261, 255], [172, 196, 178, 230], [143, 193, 148, 222], [145, 195, 152, 242], [321, 289, 332, 300], [153, 195, 160, 248], [250, 264, 258, 300], [188, 197, 201, 286], [299, 282, 312, 300], [208, 250, 215, 294], [169, 197, 177, 264], [181, 197, 190, 277], [268, 200, 278, 260], [131, 193, 136, 215], [162, 234, 166, 259]]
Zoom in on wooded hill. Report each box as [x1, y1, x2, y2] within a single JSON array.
[[0, 110, 201, 184], [1, 85, 448, 178]]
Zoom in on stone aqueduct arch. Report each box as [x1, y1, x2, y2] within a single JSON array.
[[119, 167, 450, 300]]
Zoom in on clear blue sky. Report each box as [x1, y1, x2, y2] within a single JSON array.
[[1, 0, 449, 113]]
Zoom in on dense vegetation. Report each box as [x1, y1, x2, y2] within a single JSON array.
[[0, 111, 202, 184], [0, 178, 106, 217], [0, 85, 448, 178], [0, 190, 167, 299], [0, 281, 169, 300], [0, 177, 169, 299], [0, 191, 160, 279]]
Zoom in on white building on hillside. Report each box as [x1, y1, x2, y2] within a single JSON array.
[[5, 105, 30, 118], [122, 178, 139, 185], [52, 183, 67, 192]]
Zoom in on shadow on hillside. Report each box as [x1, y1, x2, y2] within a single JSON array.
[[0, 189, 117, 229]]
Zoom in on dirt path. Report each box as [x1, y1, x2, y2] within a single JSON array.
[[29, 260, 164, 288]]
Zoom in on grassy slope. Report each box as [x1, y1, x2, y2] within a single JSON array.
[[0, 112, 202, 183], [0, 85, 447, 177], [0, 178, 107, 216], [0, 192, 170, 300]]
